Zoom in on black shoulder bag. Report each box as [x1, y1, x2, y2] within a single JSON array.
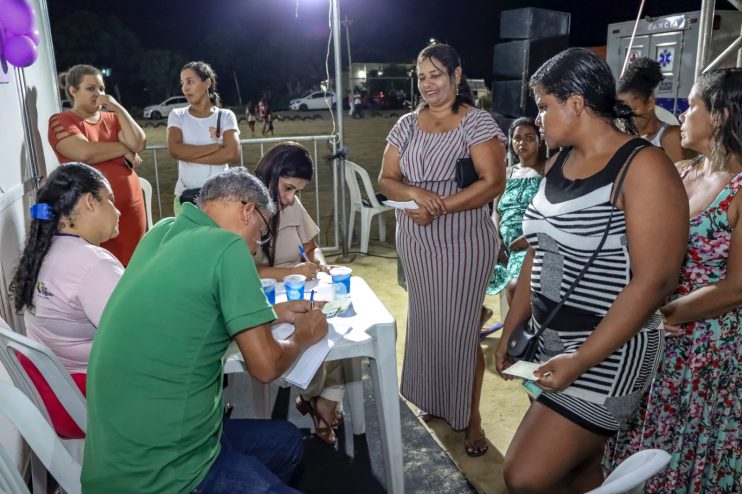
[[179, 110, 223, 205], [507, 145, 642, 362]]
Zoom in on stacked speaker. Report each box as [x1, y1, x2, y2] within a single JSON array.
[[491, 8, 571, 118]]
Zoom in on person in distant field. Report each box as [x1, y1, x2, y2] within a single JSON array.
[[81, 168, 328, 494], [617, 57, 692, 163], [167, 61, 240, 215], [258, 99, 268, 121], [9, 163, 123, 438], [473, 90, 481, 109], [246, 101, 257, 136], [48, 64, 146, 266], [352, 92, 363, 119], [263, 109, 275, 136]]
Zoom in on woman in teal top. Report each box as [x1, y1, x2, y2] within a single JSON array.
[[488, 117, 545, 301]]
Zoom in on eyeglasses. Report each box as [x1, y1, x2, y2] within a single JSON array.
[[512, 135, 538, 144], [242, 200, 273, 246], [254, 208, 273, 246]]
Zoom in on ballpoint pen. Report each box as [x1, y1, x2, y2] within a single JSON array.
[[297, 245, 312, 264], [298, 245, 329, 273], [309, 289, 315, 309]]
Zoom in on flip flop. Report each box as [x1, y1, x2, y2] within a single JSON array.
[[480, 322, 504, 340], [416, 410, 436, 423], [464, 428, 489, 457]]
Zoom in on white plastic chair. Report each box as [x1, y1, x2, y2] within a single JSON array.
[[0, 322, 86, 493], [0, 382, 82, 494], [139, 176, 154, 230], [344, 161, 392, 254], [586, 449, 671, 494]]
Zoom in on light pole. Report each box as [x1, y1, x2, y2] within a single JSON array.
[[329, 0, 348, 256]]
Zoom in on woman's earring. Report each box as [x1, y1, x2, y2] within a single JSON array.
[[455, 84, 460, 96]]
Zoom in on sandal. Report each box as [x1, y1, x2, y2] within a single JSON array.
[[295, 396, 336, 445], [464, 428, 489, 457], [480, 322, 504, 340]]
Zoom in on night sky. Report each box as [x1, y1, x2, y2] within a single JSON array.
[[47, 0, 735, 104]]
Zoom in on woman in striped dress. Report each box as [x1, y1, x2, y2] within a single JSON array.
[[495, 48, 689, 492], [379, 44, 506, 456]]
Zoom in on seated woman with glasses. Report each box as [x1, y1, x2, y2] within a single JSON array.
[[252, 142, 343, 445]]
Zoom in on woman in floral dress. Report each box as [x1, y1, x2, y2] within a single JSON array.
[[606, 68, 742, 493]]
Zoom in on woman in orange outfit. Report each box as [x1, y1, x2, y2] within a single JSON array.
[[48, 64, 146, 265]]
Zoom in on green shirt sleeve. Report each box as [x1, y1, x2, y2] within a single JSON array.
[[217, 239, 276, 336]]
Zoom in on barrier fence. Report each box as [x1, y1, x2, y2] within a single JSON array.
[[140, 134, 342, 251]]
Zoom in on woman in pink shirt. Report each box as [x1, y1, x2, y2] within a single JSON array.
[[10, 163, 124, 436]]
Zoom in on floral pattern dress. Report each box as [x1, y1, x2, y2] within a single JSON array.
[[487, 170, 542, 295], [605, 170, 742, 493]]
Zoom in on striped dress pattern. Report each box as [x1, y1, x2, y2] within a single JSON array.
[[522, 138, 664, 436], [387, 108, 506, 430]]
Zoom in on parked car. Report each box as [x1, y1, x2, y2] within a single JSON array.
[[143, 96, 188, 119], [289, 91, 337, 111]]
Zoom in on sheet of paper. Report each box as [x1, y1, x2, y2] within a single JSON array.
[[502, 360, 541, 381], [271, 323, 295, 340], [382, 199, 419, 210], [321, 299, 352, 317], [284, 321, 352, 389]]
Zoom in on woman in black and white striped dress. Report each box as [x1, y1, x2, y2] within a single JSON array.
[[496, 48, 689, 492]]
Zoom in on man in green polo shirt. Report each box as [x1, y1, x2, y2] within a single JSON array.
[[82, 168, 327, 493]]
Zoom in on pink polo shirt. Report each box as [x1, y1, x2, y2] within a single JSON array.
[[24, 235, 124, 374]]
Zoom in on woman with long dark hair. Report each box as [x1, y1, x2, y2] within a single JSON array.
[[49, 64, 146, 265], [167, 61, 240, 214], [252, 141, 329, 281], [607, 68, 742, 493], [379, 43, 506, 457], [10, 163, 124, 432], [488, 117, 545, 303], [617, 57, 690, 163], [253, 141, 341, 445], [495, 48, 688, 492]]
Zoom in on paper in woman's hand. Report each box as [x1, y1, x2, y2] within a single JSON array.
[[502, 360, 541, 381], [382, 200, 419, 210]]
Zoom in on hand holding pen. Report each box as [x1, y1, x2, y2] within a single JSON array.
[[297, 245, 330, 276]]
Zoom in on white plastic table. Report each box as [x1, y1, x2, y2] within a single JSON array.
[[224, 276, 403, 494]]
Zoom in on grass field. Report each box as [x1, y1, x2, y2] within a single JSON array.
[[136, 110, 401, 248]]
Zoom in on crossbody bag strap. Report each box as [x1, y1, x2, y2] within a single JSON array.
[[216, 109, 223, 138], [531, 142, 647, 336]]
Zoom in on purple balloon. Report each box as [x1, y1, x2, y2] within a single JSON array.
[[0, 0, 36, 35], [27, 28, 39, 46], [4, 34, 37, 67]]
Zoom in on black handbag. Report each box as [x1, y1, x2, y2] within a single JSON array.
[[178, 110, 223, 206], [455, 157, 478, 188], [507, 144, 641, 361]]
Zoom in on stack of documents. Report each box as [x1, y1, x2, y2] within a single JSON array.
[[271, 322, 352, 389]]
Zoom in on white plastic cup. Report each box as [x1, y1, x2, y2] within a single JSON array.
[[284, 274, 306, 301], [330, 267, 352, 299], [260, 278, 276, 305]]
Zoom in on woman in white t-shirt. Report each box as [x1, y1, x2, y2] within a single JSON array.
[[10, 163, 124, 435], [253, 142, 344, 445], [167, 61, 240, 214]]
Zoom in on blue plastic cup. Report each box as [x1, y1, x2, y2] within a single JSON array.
[[260, 278, 276, 305], [283, 275, 306, 301], [330, 267, 352, 300]]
